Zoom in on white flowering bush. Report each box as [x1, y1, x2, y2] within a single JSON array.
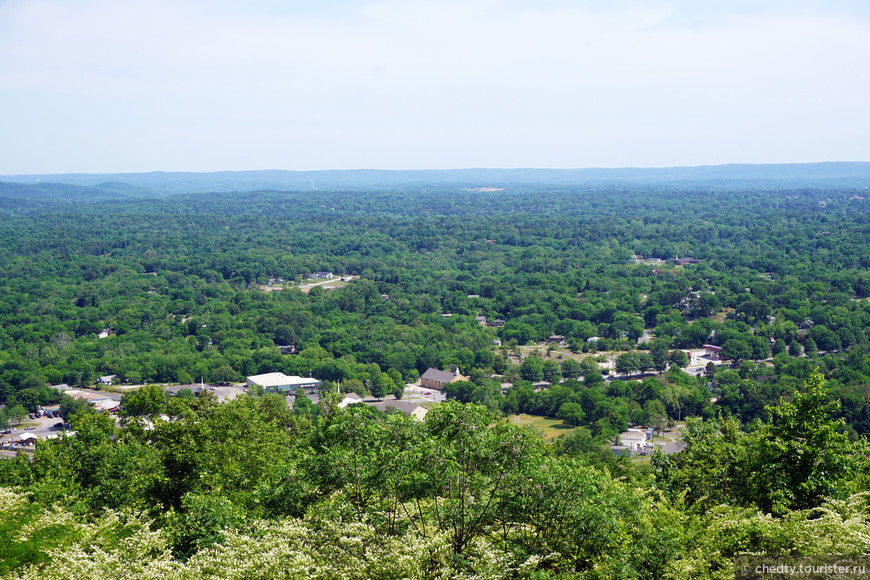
[[782, 492, 870, 554], [5, 468, 870, 579], [2, 487, 179, 580], [663, 493, 870, 580], [2, 487, 547, 580]]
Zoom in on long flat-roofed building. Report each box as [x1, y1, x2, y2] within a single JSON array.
[[247, 372, 321, 393]]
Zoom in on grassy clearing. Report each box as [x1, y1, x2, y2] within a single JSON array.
[[711, 308, 735, 323], [111, 384, 144, 392], [298, 276, 359, 294], [513, 345, 611, 366], [508, 414, 577, 441]]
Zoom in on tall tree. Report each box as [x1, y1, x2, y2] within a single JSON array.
[[649, 340, 670, 372], [720, 338, 751, 364], [747, 372, 860, 514]]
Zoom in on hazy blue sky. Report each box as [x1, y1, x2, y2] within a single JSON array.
[[2, 0, 869, 173]]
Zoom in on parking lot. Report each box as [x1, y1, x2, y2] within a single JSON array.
[[404, 384, 447, 404], [1, 414, 70, 453]]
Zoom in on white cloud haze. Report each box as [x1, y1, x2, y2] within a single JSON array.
[[1, 0, 869, 173]]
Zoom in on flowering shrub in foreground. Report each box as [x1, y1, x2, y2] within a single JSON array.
[[4, 486, 870, 580]]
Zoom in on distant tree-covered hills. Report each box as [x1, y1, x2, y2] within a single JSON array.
[[2, 161, 869, 198]]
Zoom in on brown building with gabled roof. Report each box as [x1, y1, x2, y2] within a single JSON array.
[[420, 368, 464, 391]]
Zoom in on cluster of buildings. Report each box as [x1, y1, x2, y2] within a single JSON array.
[[611, 428, 655, 456], [610, 428, 687, 458], [631, 254, 702, 266], [51, 383, 120, 412], [1, 361, 696, 463]]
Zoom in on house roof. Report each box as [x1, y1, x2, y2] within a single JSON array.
[[421, 368, 456, 383], [92, 400, 120, 412], [373, 400, 428, 420], [375, 400, 419, 411], [65, 389, 115, 402], [619, 431, 647, 441], [337, 393, 363, 408]]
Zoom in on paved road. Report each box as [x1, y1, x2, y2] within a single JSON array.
[[0, 449, 32, 460]]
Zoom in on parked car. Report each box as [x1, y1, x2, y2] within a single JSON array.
[[25, 426, 36, 430]]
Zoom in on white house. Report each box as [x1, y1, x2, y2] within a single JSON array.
[[337, 393, 363, 408]]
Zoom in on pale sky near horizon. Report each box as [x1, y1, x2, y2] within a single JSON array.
[[1, 0, 869, 174]]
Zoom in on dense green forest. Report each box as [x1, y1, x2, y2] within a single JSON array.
[[1, 179, 869, 577], [1, 184, 869, 435]]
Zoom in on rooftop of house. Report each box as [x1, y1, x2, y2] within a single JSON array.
[[65, 389, 116, 402], [373, 399, 428, 419], [619, 431, 647, 441], [337, 392, 364, 408], [421, 368, 458, 383]]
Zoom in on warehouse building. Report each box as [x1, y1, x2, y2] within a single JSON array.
[[246, 372, 321, 394]]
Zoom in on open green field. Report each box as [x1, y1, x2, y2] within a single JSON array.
[[508, 414, 578, 441]]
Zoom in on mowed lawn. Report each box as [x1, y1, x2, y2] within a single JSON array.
[[508, 414, 578, 441]]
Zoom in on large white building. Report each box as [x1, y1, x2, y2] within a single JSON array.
[[246, 372, 320, 393]]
